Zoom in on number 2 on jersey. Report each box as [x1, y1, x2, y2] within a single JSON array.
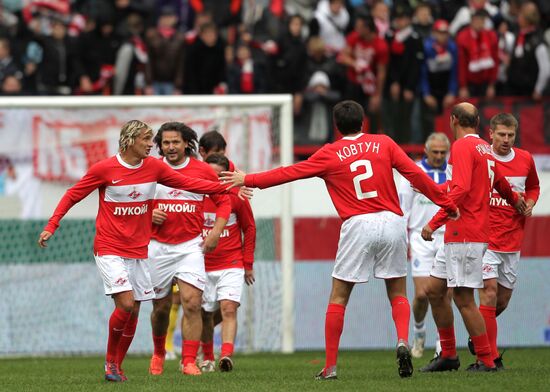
[[350, 160, 378, 200]]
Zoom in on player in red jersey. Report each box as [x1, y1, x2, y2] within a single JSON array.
[[198, 130, 236, 171], [199, 153, 256, 373], [472, 113, 540, 369], [221, 100, 459, 380], [38, 120, 228, 382], [148, 122, 231, 376], [420, 103, 525, 373]]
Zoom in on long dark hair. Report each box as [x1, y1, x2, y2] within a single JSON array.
[[154, 122, 198, 157]]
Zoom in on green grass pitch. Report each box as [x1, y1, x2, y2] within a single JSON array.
[[1, 349, 549, 391]]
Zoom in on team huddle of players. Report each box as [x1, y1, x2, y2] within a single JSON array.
[[38, 99, 539, 382]]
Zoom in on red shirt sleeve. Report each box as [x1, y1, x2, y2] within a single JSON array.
[[489, 31, 499, 83], [203, 165, 231, 220], [390, 139, 457, 215], [235, 195, 256, 269], [525, 156, 540, 203], [244, 148, 328, 189], [44, 163, 106, 234], [156, 160, 227, 194], [376, 38, 390, 66]]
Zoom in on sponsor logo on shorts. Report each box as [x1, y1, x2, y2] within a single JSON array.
[[154, 287, 163, 294], [144, 289, 153, 295], [482, 264, 494, 273], [413, 259, 420, 268], [114, 277, 127, 286]]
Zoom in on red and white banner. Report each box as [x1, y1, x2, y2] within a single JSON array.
[[0, 107, 273, 183]]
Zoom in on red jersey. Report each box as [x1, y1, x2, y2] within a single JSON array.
[[343, 32, 389, 92], [203, 189, 256, 272], [43, 154, 227, 259], [244, 133, 457, 221], [429, 134, 518, 243], [489, 147, 540, 252], [152, 157, 231, 244], [456, 27, 498, 87]]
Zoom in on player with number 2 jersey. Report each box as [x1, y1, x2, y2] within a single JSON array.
[[220, 100, 458, 380]]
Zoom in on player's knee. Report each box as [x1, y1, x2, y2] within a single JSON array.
[[221, 303, 238, 319], [183, 297, 202, 314], [153, 299, 171, 318], [482, 285, 498, 303], [415, 290, 429, 302]]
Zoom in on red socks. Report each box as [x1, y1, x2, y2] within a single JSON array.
[[153, 334, 167, 357], [390, 296, 410, 343], [182, 340, 200, 366], [116, 313, 138, 367], [325, 303, 346, 369], [201, 341, 215, 361], [106, 308, 132, 363], [479, 305, 499, 359], [472, 334, 495, 368], [221, 342, 234, 358], [438, 327, 457, 358]]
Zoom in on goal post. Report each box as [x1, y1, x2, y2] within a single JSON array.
[[0, 95, 294, 355]]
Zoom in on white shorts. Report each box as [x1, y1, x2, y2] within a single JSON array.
[[482, 250, 520, 289], [202, 268, 245, 312], [332, 211, 407, 283], [148, 236, 206, 298], [94, 254, 154, 301], [431, 242, 488, 288], [410, 230, 444, 277]]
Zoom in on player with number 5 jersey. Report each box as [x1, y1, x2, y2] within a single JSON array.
[[220, 100, 458, 380]]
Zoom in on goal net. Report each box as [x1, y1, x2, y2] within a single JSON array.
[[0, 95, 294, 356]]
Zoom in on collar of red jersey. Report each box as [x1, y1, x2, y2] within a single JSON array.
[[463, 133, 480, 139], [491, 147, 515, 162], [342, 132, 364, 140], [116, 153, 144, 169], [164, 156, 190, 169]]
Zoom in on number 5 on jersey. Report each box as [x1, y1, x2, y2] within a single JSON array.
[[350, 160, 378, 200]]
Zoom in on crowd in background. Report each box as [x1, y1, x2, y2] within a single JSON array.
[[0, 0, 549, 144]]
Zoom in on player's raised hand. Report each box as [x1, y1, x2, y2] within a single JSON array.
[[220, 169, 246, 189], [152, 208, 168, 225], [421, 224, 434, 241], [238, 186, 254, 200], [38, 231, 52, 248], [245, 269, 255, 285]]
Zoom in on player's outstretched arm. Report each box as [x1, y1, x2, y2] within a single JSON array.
[[524, 156, 540, 217], [239, 196, 256, 285], [158, 161, 227, 195]]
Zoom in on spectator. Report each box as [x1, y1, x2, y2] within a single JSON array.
[[0, 39, 23, 95], [310, 0, 350, 56], [144, 6, 185, 95], [304, 36, 346, 95], [413, 1, 434, 39], [371, 0, 391, 38], [338, 14, 388, 132], [420, 19, 458, 138], [456, 9, 498, 99], [382, 4, 423, 143], [449, 0, 499, 36], [77, 15, 122, 94], [113, 12, 148, 95], [270, 14, 308, 96], [26, 17, 80, 95], [189, 0, 242, 43], [184, 21, 227, 94], [495, 19, 515, 95], [227, 42, 266, 94], [507, 2, 550, 100], [295, 70, 341, 144]]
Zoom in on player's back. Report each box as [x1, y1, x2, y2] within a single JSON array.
[[317, 133, 406, 220], [445, 135, 494, 243]]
